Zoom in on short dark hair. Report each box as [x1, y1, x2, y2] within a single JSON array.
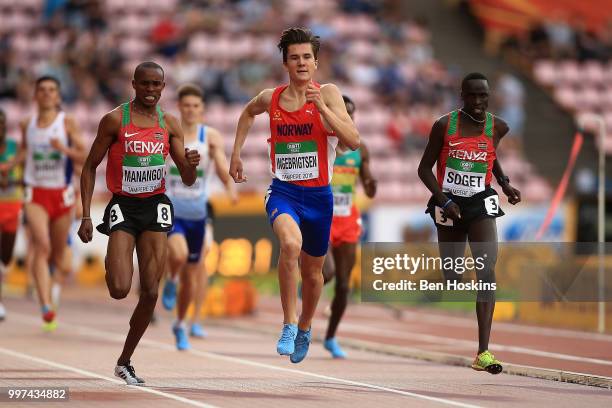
[[177, 83, 203, 101], [134, 61, 164, 80], [277, 27, 320, 63], [342, 95, 355, 114], [35, 76, 60, 89], [461, 72, 488, 90]]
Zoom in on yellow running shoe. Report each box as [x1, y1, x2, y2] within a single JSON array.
[[42, 320, 58, 332], [471, 350, 503, 374]]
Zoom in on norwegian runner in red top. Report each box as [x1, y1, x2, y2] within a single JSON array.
[[78, 62, 200, 385], [230, 27, 359, 364], [418, 72, 521, 375]]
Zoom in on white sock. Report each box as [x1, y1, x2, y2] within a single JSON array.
[[174, 320, 185, 329], [51, 283, 61, 308]]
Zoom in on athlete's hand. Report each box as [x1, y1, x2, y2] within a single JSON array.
[[444, 202, 462, 221], [50, 138, 64, 151], [502, 183, 521, 205], [306, 82, 324, 110], [185, 148, 200, 167], [363, 178, 377, 198], [229, 154, 248, 183], [78, 218, 93, 243]]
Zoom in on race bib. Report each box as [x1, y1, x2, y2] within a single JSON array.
[[108, 203, 125, 229], [274, 141, 319, 181], [442, 158, 486, 197], [33, 150, 63, 181], [122, 154, 165, 194], [166, 166, 204, 198], [333, 192, 352, 216], [157, 203, 172, 227], [434, 206, 454, 226], [484, 195, 500, 216], [62, 185, 75, 207]]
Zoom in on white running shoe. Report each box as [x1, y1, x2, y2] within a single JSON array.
[[114, 362, 145, 385]]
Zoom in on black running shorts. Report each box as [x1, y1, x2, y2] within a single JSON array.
[[96, 193, 174, 237], [426, 186, 504, 231]]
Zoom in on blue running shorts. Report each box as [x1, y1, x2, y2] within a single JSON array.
[[265, 178, 333, 257], [168, 217, 207, 263]]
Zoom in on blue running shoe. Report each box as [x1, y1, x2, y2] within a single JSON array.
[[324, 337, 347, 359], [290, 328, 312, 364], [173, 325, 190, 350], [162, 280, 177, 311], [190, 323, 208, 338], [276, 323, 298, 355]]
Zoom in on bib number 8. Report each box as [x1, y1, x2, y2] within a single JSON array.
[[157, 203, 172, 226], [484, 195, 500, 216]]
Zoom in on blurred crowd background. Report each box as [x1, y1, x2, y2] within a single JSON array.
[[0, 0, 610, 243]]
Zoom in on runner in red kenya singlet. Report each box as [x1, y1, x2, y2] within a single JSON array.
[[418, 72, 521, 375]]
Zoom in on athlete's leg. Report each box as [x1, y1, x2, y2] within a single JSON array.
[[273, 214, 302, 325], [436, 226, 468, 284], [190, 223, 211, 335], [105, 230, 136, 300], [298, 251, 325, 331], [467, 217, 498, 354], [117, 231, 166, 365], [322, 246, 335, 285], [162, 232, 187, 311], [0, 229, 17, 315], [24, 203, 52, 309], [167, 233, 188, 281], [48, 212, 73, 306], [0, 230, 18, 296], [325, 242, 356, 340]]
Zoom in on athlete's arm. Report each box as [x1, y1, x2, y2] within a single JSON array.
[[358, 143, 377, 198], [3, 118, 29, 172], [51, 115, 86, 165], [315, 83, 359, 150], [208, 127, 238, 204], [78, 110, 120, 243], [230, 89, 273, 183], [417, 116, 461, 220], [167, 113, 199, 186], [492, 117, 521, 205]]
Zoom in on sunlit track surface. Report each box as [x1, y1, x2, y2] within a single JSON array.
[[0, 289, 610, 408]]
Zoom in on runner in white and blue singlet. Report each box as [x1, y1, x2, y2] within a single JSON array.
[[162, 84, 237, 351]]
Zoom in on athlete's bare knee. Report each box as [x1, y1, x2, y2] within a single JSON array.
[[139, 288, 158, 304], [280, 238, 301, 261], [107, 283, 130, 299], [335, 276, 350, 294], [32, 238, 51, 258]]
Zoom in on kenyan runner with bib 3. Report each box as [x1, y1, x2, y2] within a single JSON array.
[[418, 72, 521, 375]]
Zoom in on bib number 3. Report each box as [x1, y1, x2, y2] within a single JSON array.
[[484, 195, 500, 216], [435, 206, 454, 226], [157, 203, 172, 227]]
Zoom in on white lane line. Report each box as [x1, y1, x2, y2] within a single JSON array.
[[0, 346, 219, 408], [12, 312, 482, 408], [344, 305, 612, 342], [258, 311, 612, 366]]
